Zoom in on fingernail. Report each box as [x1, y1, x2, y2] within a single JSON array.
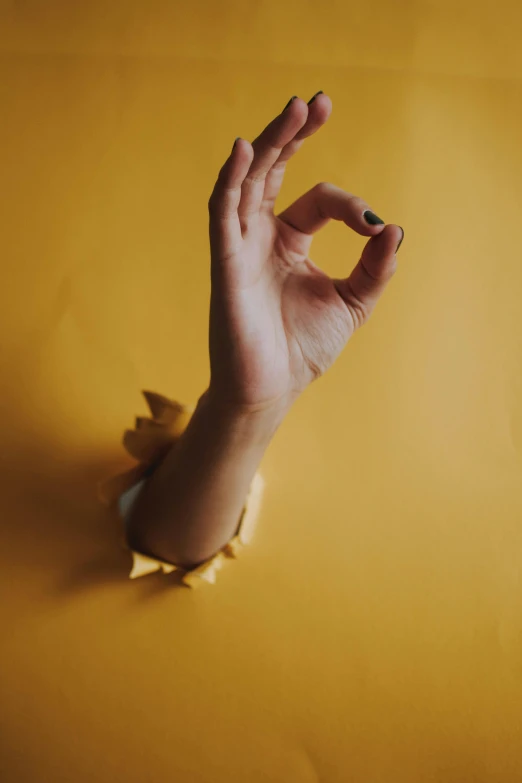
[[363, 210, 385, 225], [395, 226, 405, 253], [308, 90, 323, 105], [283, 95, 297, 111], [233, 137, 241, 148]]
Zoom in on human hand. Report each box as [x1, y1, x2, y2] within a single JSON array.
[[208, 93, 403, 418], [127, 93, 404, 564]]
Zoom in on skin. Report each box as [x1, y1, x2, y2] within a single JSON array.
[[126, 93, 403, 568]]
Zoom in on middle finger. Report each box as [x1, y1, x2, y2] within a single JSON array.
[[237, 97, 309, 223]]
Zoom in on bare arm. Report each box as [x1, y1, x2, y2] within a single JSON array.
[[126, 92, 403, 568], [126, 392, 282, 567]]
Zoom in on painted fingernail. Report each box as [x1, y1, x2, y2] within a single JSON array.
[[396, 226, 405, 253], [308, 90, 324, 105], [233, 137, 241, 148], [363, 210, 385, 225], [283, 95, 297, 111]]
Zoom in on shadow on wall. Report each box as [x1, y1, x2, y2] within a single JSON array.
[[0, 425, 187, 620], [0, 265, 194, 623]]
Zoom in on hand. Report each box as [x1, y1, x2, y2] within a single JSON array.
[[127, 93, 404, 566], [208, 93, 403, 417]]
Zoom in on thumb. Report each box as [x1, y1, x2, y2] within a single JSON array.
[[334, 224, 404, 326]]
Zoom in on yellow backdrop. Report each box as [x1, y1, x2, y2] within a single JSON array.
[[2, 1, 522, 780]]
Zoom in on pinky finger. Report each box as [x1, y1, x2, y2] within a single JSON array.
[[334, 225, 403, 327], [208, 138, 254, 264]]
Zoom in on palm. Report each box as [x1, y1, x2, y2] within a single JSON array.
[[234, 213, 353, 401], [209, 94, 402, 412]]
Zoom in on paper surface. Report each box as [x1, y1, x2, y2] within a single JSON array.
[[1, 1, 522, 781]]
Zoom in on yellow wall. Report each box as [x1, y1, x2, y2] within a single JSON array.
[[1, 2, 522, 780]]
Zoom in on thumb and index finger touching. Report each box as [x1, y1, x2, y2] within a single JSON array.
[[279, 182, 404, 317]]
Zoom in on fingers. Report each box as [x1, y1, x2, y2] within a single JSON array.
[[278, 182, 386, 238], [334, 225, 403, 326], [262, 92, 332, 210], [208, 138, 254, 263], [237, 97, 309, 222], [209, 92, 333, 262]]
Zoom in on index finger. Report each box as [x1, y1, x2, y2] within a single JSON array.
[[278, 182, 387, 237]]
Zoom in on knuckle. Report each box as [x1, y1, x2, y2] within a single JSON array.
[[340, 281, 370, 328], [244, 171, 265, 185], [349, 298, 369, 329], [313, 181, 331, 196]]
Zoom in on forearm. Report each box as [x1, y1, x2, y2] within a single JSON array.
[[125, 390, 285, 568]]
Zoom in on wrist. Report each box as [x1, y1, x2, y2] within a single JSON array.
[[199, 387, 289, 449]]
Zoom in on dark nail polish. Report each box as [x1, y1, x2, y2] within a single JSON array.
[[233, 137, 241, 148], [363, 210, 385, 225], [396, 226, 405, 253], [283, 95, 297, 111], [308, 90, 324, 105]]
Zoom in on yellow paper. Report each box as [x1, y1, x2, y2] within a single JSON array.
[[1, 1, 522, 781]]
